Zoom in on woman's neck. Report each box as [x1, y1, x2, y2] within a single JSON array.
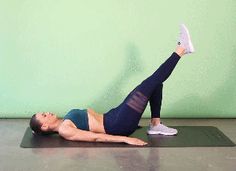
[[51, 119, 64, 132]]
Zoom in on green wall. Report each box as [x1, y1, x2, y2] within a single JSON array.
[[0, 0, 236, 118]]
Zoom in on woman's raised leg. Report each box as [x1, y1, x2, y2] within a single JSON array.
[[104, 50, 183, 136], [103, 24, 195, 136]]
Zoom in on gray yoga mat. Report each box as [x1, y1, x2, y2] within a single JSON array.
[[20, 126, 235, 148]]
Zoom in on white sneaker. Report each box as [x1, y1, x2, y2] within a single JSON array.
[[147, 123, 178, 136], [178, 24, 195, 54]]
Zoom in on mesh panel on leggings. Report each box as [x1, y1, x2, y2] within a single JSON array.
[[126, 91, 148, 113]]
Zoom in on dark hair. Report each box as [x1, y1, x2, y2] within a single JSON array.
[[30, 114, 44, 135], [30, 114, 56, 135]]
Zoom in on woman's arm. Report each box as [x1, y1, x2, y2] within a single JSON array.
[[59, 125, 147, 146]]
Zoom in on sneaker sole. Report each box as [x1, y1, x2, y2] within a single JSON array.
[[181, 24, 195, 53], [147, 130, 178, 136]]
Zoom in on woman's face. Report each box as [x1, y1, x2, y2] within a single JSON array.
[[35, 112, 58, 129]]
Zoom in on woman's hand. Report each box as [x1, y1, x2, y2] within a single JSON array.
[[124, 137, 148, 146]]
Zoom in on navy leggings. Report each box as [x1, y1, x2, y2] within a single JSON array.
[[103, 52, 181, 136]]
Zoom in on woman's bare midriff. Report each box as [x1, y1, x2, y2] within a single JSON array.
[[87, 108, 106, 133]]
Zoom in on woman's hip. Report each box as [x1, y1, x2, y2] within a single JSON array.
[[103, 106, 142, 136]]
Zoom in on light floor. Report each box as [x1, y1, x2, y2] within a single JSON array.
[[0, 119, 236, 171]]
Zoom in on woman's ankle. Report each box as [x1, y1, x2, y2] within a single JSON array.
[[151, 118, 161, 126], [175, 46, 185, 57]]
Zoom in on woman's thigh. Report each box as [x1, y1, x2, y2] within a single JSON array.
[[104, 89, 148, 136]]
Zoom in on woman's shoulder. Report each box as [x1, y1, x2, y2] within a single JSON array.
[[58, 120, 75, 135], [60, 119, 77, 130]]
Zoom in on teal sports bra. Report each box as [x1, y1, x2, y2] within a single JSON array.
[[64, 109, 89, 131]]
